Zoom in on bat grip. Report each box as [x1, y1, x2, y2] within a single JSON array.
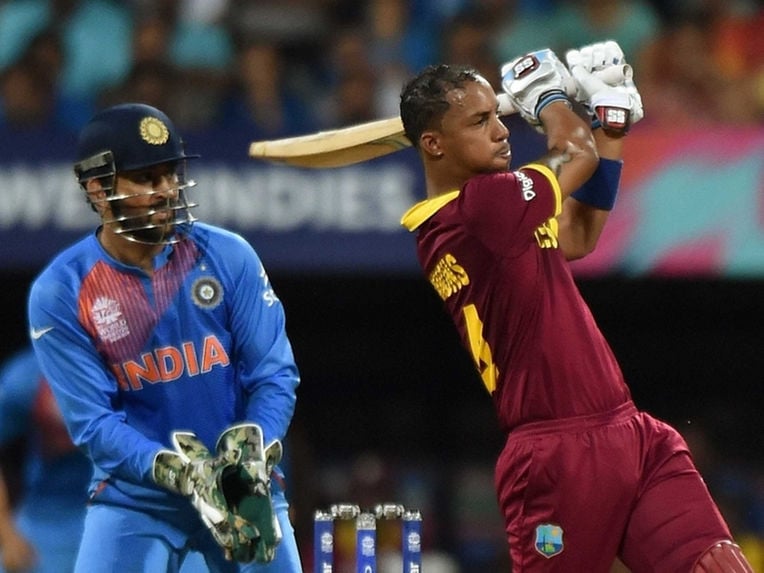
[[593, 64, 633, 84], [496, 93, 517, 116], [497, 65, 632, 116]]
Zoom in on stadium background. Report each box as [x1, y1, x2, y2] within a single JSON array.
[[1, 0, 762, 570]]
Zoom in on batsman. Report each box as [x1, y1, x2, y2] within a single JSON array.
[[400, 41, 754, 572], [27, 103, 303, 572]]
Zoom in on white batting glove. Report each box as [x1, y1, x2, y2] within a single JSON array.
[[566, 40, 626, 78], [566, 40, 644, 135], [501, 48, 573, 128]]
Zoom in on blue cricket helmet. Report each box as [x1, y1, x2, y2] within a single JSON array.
[[74, 103, 198, 180], [73, 103, 200, 245]]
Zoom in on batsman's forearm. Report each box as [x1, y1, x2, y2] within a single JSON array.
[[593, 127, 625, 161], [558, 202, 610, 260], [560, 145, 624, 259], [537, 102, 598, 198]]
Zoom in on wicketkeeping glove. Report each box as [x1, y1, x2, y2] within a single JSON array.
[[500, 48, 573, 128], [566, 40, 644, 135], [215, 423, 284, 563], [152, 434, 258, 562], [152, 426, 279, 563]]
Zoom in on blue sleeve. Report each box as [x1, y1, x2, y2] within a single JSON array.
[[28, 273, 164, 484], [0, 349, 39, 444], [225, 234, 300, 446]]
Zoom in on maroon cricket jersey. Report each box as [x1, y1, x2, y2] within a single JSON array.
[[401, 165, 632, 432]]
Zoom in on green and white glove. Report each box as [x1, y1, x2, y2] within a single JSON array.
[[152, 430, 264, 562], [215, 423, 284, 563]]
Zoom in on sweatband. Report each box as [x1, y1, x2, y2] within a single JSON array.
[[535, 91, 571, 118], [571, 157, 622, 210]]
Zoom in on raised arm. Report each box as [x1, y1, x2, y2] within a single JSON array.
[[558, 128, 624, 260], [557, 41, 644, 260], [501, 49, 599, 197], [535, 101, 599, 198]]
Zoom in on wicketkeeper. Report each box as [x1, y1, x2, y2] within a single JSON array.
[[28, 103, 303, 572]]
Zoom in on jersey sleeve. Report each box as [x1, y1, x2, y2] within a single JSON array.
[[223, 233, 300, 446], [28, 273, 164, 484], [461, 165, 561, 255], [0, 349, 39, 444]]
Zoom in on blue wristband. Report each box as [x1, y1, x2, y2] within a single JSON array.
[[571, 157, 622, 210]]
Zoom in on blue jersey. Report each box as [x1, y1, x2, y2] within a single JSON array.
[[0, 347, 90, 573], [0, 347, 90, 512], [27, 223, 300, 517]]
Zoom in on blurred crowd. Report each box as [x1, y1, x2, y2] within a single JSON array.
[[1, 0, 764, 571], [0, 0, 762, 138]]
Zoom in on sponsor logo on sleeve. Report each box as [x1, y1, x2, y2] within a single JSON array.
[[259, 264, 279, 307], [30, 326, 54, 340], [514, 170, 536, 201]]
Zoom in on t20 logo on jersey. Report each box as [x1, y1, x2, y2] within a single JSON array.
[[91, 296, 130, 343]]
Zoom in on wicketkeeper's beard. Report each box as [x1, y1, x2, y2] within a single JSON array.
[[110, 198, 179, 244]]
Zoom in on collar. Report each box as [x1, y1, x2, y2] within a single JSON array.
[[400, 190, 460, 232]]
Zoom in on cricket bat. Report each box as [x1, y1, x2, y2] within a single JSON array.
[[247, 95, 516, 169], [249, 116, 410, 169], [249, 66, 631, 169]]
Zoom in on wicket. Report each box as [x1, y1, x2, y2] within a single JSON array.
[[314, 502, 422, 573]]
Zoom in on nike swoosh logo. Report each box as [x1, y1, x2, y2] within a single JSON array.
[[30, 326, 54, 340]]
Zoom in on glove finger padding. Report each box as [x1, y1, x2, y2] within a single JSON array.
[[152, 449, 186, 494], [566, 41, 644, 135], [500, 48, 573, 127], [170, 432, 245, 555], [568, 40, 625, 74], [571, 67, 636, 134], [595, 40, 625, 69], [152, 427, 283, 563], [216, 424, 283, 563], [216, 423, 282, 468]]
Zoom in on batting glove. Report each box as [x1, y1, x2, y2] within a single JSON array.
[[566, 40, 644, 135], [500, 48, 573, 128]]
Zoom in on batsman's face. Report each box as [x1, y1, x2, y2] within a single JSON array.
[[439, 78, 510, 173]]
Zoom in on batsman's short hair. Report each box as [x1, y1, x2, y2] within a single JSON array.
[[399, 64, 482, 149]]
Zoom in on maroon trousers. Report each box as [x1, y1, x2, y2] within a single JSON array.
[[495, 402, 733, 572]]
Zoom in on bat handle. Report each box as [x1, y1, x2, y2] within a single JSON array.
[[497, 93, 517, 116], [594, 64, 633, 84], [497, 65, 632, 117]]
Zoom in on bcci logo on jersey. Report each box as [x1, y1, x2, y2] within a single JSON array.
[[534, 523, 564, 558], [191, 276, 223, 309]]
